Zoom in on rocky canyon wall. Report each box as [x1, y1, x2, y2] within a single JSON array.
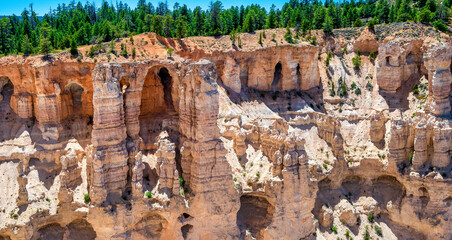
[[0, 24, 451, 240]]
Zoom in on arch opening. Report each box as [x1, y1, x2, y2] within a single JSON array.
[[271, 62, 282, 91], [31, 223, 65, 240], [135, 213, 168, 239], [66, 219, 96, 240], [0, 77, 14, 121], [66, 83, 84, 114], [181, 224, 193, 239], [237, 194, 274, 239], [139, 66, 179, 151], [158, 67, 174, 112]]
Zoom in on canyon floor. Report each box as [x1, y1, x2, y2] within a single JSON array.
[[0, 22, 451, 240]]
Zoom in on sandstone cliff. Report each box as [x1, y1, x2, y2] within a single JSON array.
[[0, 22, 451, 240]]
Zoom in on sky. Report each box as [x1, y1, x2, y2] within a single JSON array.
[[0, 0, 284, 16]]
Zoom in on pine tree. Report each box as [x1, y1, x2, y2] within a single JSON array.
[[258, 31, 263, 45], [70, 38, 78, 56], [323, 15, 334, 35], [39, 22, 52, 55], [0, 17, 12, 55], [22, 35, 32, 55]]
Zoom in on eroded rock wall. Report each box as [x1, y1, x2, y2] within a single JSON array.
[[0, 28, 451, 240]]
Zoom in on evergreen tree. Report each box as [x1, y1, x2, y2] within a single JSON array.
[[70, 38, 78, 56], [0, 17, 13, 54], [39, 22, 52, 55], [22, 35, 32, 55], [323, 15, 334, 34]]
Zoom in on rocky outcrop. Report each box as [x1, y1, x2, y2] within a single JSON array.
[[424, 43, 452, 117], [0, 25, 451, 240]]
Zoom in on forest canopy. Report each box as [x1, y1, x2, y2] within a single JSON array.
[[0, 0, 450, 56]]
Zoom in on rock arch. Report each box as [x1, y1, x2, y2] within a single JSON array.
[[31, 223, 66, 240], [134, 213, 168, 239], [66, 219, 96, 240], [63, 83, 85, 115], [139, 65, 179, 150], [181, 224, 193, 239], [237, 194, 275, 239]]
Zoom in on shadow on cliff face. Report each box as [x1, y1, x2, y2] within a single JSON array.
[[313, 175, 406, 232], [0, 77, 34, 143], [29, 158, 62, 190], [142, 162, 158, 192], [378, 213, 426, 240], [378, 52, 424, 111], [237, 194, 275, 239], [31, 219, 96, 240], [134, 213, 168, 239], [139, 66, 179, 150]]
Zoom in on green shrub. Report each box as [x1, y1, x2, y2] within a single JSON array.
[[132, 47, 136, 58], [109, 40, 116, 55], [310, 36, 317, 45], [350, 82, 357, 90], [284, 27, 293, 43], [364, 226, 370, 240], [375, 225, 383, 237], [367, 212, 375, 223], [331, 225, 338, 234], [337, 77, 348, 97], [345, 229, 350, 238], [412, 84, 419, 94], [353, 18, 363, 28], [84, 194, 91, 203], [326, 51, 333, 67], [432, 20, 448, 33], [352, 52, 361, 68], [233, 177, 237, 181], [323, 163, 328, 169], [120, 43, 128, 57], [167, 47, 174, 57], [129, 34, 134, 45], [179, 177, 185, 187], [145, 191, 152, 198], [366, 82, 373, 91], [258, 32, 263, 45], [355, 87, 361, 95], [367, 17, 377, 31], [369, 51, 375, 60], [409, 150, 414, 164], [418, 8, 433, 23], [70, 38, 78, 56]]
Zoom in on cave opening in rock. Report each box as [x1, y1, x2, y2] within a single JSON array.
[[272, 62, 282, 91], [237, 194, 274, 239], [139, 66, 180, 151], [66, 219, 97, 240], [64, 83, 84, 115], [158, 67, 175, 112], [296, 63, 301, 89], [372, 175, 406, 208], [181, 224, 193, 239], [135, 213, 168, 239], [31, 223, 66, 240], [0, 77, 14, 122]]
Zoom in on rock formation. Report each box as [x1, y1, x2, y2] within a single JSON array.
[[0, 23, 451, 240]]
